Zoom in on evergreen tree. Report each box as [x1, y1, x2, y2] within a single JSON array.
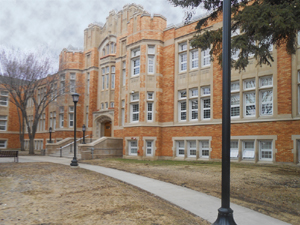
[[169, 0, 300, 71]]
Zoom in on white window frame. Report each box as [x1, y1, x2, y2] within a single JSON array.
[[189, 99, 198, 121], [0, 91, 8, 106], [244, 92, 256, 117], [188, 141, 196, 157], [201, 48, 211, 67], [259, 140, 273, 161], [102, 75, 105, 90], [178, 101, 187, 122], [0, 116, 8, 131], [129, 140, 138, 156], [242, 141, 255, 159], [131, 103, 139, 122], [190, 50, 199, 69], [69, 106, 74, 128], [0, 140, 7, 148], [147, 102, 153, 122], [199, 140, 209, 158], [260, 89, 273, 116], [59, 114, 64, 128], [230, 141, 239, 158], [176, 140, 185, 157], [179, 53, 187, 72], [148, 55, 155, 74], [146, 140, 153, 156], [201, 97, 211, 120], [147, 92, 154, 100], [131, 48, 140, 77], [231, 93, 240, 118]]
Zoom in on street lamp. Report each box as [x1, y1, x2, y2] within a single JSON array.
[[213, 0, 236, 224], [82, 124, 86, 144], [49, 127, 52, 143], [70, 93, 79, 167]]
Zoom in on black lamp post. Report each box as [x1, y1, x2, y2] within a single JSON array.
[[213, 0, 236, 224], [49, 127, 52, 143], [82, 124, 86, 144], [70, 93, 79, 167]]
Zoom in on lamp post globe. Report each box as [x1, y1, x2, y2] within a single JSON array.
[[70, 93, 79, 167]]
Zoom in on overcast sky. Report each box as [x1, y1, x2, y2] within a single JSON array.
[[0, 0, 206, 69]]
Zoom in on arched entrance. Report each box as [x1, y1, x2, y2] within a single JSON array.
[[94, 115, 112, 138]]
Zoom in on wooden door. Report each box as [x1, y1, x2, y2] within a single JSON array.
[[104, 122, 111, 137]]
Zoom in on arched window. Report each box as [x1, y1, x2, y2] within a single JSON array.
[[103, 48, 106, 56]]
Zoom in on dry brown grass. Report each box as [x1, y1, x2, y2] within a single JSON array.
[[0, 162, 209, 225], [80, 158, 300, 225]]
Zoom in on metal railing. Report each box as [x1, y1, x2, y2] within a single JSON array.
[[56, 135, 89, 157]]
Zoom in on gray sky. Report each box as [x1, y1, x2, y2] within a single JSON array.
[[0, 0, 206, 70]]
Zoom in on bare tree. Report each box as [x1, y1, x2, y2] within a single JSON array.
[[0, 47, 68, 154]]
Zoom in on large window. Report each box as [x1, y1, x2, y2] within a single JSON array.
[[148, 45, 155, 74], [0, 140, 7, 148], [59, 106, 64, 128], [147, 92, 154, 122], [129, 140, 138, 155], [199, 140, 209, 158], [60, 74, 65, 94], [146, 141, 153, 156], [189, 88, 198, 121], [0, 91, 8, 106], [259, 140, 272, 161], [231, 81, 240, 118], [201, 48, 210, 67], [176, 140, 185, 157], [230, 141, 239, 158], [179, 42, 187, 72], [242, 141, 255, 159], [69, 106, 74, 127], [190, 50, 198, 69], [188, 141, 196, 157], [178, 90, 187, 122], [106, 67, 109, 89], [111, 66, 115, 89], [259, 76, 273, 116], [131, 48, 140, 76], [122, 61, 126, 86], [130, 93, 139, 122], [243, 78, 256, 117], [70, 73, 76, 93], [201, 86, 211, 120], [0, 116, 7, 131], [102, 68, 105, 90]]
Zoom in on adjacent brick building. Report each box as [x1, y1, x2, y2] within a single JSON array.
[[1, 3, 300, 164]]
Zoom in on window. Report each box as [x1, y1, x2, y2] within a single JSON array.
[[0, 140, 7, 148], [201, 48, 210, 67], [146, 141, 153, 156], [189, 88, 198, 121], [190, 50, 198, 69], [201, 86, 211, 120], [0, 116, 7, 131], [179, 53, 187, 72], [129, 140, 138, 155], [59, 106, 64, 128], [178, 90, 187, 122], [106, 44, 109, 54], [102, 48, 106, 56], [110, 102, 114, 108], [86, 106, 89, 128], [53, 112, 56, 130], [243, 79, 256, 117], [200, 141, 209, 158], [69, 73, 76, 93], [105, 102, 108, 109], [259, 76, 273, 116], [122, 61, 126, 86], [179, 42, 187, 52], [230, 141, 239, 158], [259, 140, 272, 160], [60, 74, 65, 94], [86, 73, 90, 94], [147, 102, 153, 121], [102, 76, 105, 90], [101, 103, 104, 109], [148, 45, 155, 74], [130, 93, 139, 122], [69, 106, 74, 127], [0, 91, 8, 106], [147, 92, 154, 100], [111, 42, 115, 54], [231, 81, 240, 118], [188, 141, 196, 157], [176, 141, 185, 157], [242, 141, 255, 159], [131, 48, 140, 76], [111, 66, 115, 89], [106, 67, 109, 89]]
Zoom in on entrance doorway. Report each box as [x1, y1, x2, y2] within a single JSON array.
[[104, 121, 111, 137]]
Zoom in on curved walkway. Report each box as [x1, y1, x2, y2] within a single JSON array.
[[2, 156, 291, 225]]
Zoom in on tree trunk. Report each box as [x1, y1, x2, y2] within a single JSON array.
[[29, 137, 35, 155], [17, 109, 25, 151]]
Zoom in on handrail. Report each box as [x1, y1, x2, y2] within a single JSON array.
[[56, 135, 89, 150]]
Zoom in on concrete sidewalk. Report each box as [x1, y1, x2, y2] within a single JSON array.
[[2, 156, 291, 225]]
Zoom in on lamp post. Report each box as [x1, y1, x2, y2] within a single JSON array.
[[49, 127, 52, 143], [213, 0, 236, 224], [70, 93, 79, 167], [82, 124, 86, 144]]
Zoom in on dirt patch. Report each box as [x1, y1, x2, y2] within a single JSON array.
[[80, 159, 300, 225], [0, 162, 209, 225]]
